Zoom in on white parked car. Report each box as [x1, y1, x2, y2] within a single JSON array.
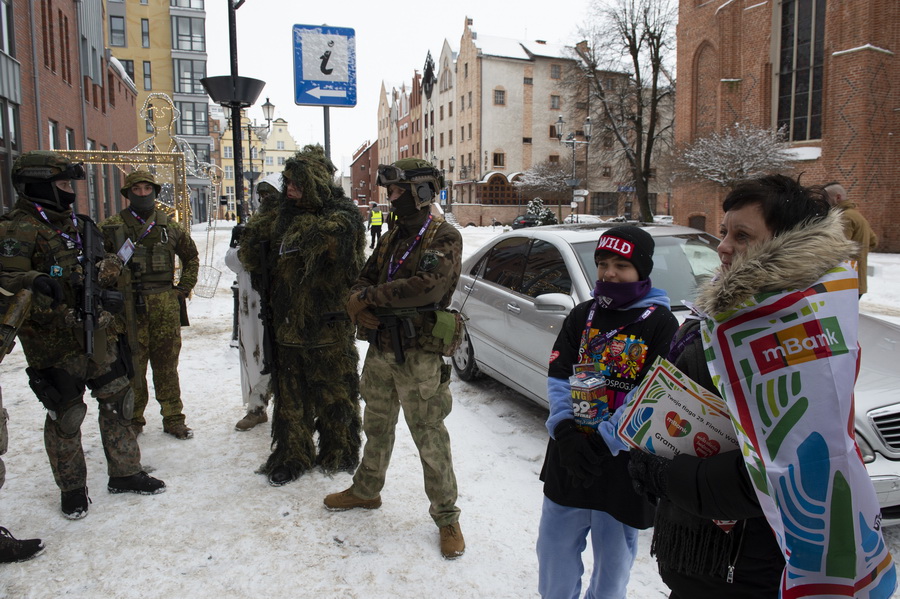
[[450, 222, 900, 525]]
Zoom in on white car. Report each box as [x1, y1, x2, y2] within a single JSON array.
[[450, 222, 900, 525]]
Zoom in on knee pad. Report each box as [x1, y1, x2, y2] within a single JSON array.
[[100, 387, 134, 422], [56, 401, 88, 436]]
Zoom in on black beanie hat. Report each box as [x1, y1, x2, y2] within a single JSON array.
[[594, 225, 655, 280]]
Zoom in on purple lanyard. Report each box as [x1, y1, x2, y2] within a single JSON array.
[[577, 303, 657, 363], [387, 215, 432, 282], [34, 203, 82, 250], [129, 208, 156, 241]]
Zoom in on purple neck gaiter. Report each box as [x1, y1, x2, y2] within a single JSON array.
[[592, 279, 651, 309]]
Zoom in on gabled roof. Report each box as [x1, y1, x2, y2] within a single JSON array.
[[473, 34, 571, 61]]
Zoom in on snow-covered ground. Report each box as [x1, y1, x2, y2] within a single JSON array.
[[1, 220, 899, 599]]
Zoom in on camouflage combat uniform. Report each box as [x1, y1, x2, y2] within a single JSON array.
[[100, 209, 199, 429], [0, 199, 143, 492], [349, 207, 463, 528]]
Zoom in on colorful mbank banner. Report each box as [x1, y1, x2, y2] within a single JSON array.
[[703, 261, 896, 598]]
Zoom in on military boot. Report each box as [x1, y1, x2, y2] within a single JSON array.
[[0, 527, 44, 563], [235, 407, 267, 431], [163, 422, 193, 440], [61, 487, 90, 520], [108, 471, 166, 495], [439, 521, 465, 559], [323, 488, 382, 511]]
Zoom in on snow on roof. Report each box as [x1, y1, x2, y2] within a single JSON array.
[[474, 34, 571, 61]]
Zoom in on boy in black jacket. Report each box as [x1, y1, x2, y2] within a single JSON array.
[[537, 226, 678, 599]]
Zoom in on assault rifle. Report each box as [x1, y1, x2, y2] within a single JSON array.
[[323, 303, 440, 364], [80, 220, 99, 358], [77, 219, 123, 358], [257, 240, 278, 381]]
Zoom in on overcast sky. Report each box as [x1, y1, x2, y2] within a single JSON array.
[[204, 0, 590, 175]]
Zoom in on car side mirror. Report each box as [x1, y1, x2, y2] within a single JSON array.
[[533, 293, 576, 312]]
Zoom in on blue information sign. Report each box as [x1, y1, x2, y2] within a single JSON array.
[[293, 25, 357, 107]]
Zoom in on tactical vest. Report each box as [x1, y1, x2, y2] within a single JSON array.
[[103, 210, 178, 293]]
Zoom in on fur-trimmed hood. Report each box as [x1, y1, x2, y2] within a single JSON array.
[[694, 210, 857, 315]]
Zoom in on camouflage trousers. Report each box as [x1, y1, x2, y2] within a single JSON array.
[[351, 347, 461, 527], [264, 342, 361, 476], [42, 347, 142, 492], [130, 289, 185, 428]]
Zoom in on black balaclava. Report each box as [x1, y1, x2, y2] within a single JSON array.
[[25, 182, 76, 210], [390, 184, 419, 218], [128, 189, 157, 214]]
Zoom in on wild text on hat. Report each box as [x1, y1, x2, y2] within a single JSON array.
[[596, 235, 634, 259]]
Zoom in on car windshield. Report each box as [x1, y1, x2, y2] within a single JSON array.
[[572, 233, 720, 310]]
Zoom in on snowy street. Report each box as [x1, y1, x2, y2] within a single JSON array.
[[1, 221, 900, 598]]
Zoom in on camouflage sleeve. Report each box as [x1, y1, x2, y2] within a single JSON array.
[[0, 269, 42, 293], [173, 222, 200, 291], [364, 223, 462, 309]]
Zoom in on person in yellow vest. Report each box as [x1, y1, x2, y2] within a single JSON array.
[[368, 202, 383, 249], [100, 171, 199, 440]]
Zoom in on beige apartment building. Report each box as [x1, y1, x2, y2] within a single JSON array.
[[105, 0, 214, 221]]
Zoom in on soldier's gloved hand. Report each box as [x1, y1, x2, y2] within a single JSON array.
[[345, 290, 370, 324], [64, 308, 79, 327], [356, 307, 380, 330], [627, 448, 671, 502], [96, 310, 114, 329], [32, 275, 63, 308], [97, 255, 123, 287], [174, 286, 190, 300]]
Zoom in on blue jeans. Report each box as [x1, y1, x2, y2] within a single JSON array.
[[536, 496, 639, 599]]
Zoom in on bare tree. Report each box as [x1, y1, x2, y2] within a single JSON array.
[[573, 0, 677, 222], [677, 122, 795, 188]]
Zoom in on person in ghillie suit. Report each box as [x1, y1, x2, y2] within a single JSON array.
[[245, 145, 366, 486]]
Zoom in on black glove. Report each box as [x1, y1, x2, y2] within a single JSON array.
[[554, 420, 605, 487], [627, 448, 671, 502], [32, 275, 63, 308]]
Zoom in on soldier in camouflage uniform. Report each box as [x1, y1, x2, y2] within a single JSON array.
[[100, 171, 199, 439], [323, 158, 466, 560], [240, 145, 366, 486], [0, 151, 165, 520]]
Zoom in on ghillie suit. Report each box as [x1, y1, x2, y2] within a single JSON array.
[[255, 145, 366, 482]]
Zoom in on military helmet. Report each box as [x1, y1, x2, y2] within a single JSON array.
[[11, 151, 85, 188], [376, 158, 444, 209], [120, 170, 161, 198]]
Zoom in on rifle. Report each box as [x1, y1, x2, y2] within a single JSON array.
[[257, 240, 278, 380], [80, 220, 99, 358], [0, 289, 32, 365], [323, 304, 440, 364]]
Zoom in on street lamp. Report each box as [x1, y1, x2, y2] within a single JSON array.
[[242, 97, 275, 213], [556, 115, 593, 222]]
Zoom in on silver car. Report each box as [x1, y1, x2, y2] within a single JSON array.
[[450, 222, 900, 525]]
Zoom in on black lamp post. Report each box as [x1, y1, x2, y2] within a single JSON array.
[[199, 0, 265, 225], [556, 115, 593, 222]]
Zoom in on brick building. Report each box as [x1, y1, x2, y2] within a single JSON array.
[[3, 0, 138, 220], [673, 0, 899, 251], [350, 139, 379, 218]]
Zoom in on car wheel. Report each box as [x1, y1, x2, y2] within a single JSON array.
[[451, 323, 481, 381]]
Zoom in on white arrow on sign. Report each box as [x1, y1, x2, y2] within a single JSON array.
[[307, 87, 348, 99]]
